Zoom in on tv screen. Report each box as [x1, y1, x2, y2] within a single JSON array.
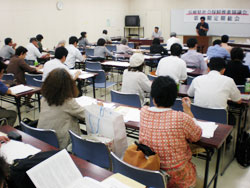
[[125, 16, 140, 27]]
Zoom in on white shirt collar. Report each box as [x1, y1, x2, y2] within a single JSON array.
[[149, 107, 172, 112]]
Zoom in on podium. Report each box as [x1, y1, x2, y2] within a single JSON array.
[[183, 36, 212, 54]]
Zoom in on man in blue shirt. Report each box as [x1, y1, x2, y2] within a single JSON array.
[[207, 40, 230, 60], [181, 38, 207, 70], [196, 17, 209, 36], [0, 59, 17, 126]]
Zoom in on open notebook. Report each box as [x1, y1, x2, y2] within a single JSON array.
[[27, 149, 145, 188], [9, 85, 34, 95]]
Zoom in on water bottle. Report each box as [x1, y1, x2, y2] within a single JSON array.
[[245, 78, 250, 93]]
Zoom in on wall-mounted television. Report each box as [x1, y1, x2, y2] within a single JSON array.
[[125, 15, 140, 27]]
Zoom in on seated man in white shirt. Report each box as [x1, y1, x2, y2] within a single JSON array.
[[43, 47, 80, 81], [152, 27, 162, 39], [101, 30, 112, 44], [25, 38, 49, 65], [65, 36, 85, 69], [187, 57, 241, 109], [116, 38, 132, 54], [166, 32, 182, 51], [156, 43, 187, 83], [181, 38, 207, 70]]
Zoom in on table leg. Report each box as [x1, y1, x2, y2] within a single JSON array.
[[92, 77, 96, 98], [213, 147, 222, 188], [203, 149, 211, 188], [38, 93, 41, 112], [15, 97, 21, 123], [235, 106, 243, 154]]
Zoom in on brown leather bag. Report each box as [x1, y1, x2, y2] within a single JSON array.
[[123, 143, 160, 171]]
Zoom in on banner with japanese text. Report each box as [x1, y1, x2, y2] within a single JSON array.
[[184, 9, 250, 23]]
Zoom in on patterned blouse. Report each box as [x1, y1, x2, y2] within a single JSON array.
[[139, 106, 202, 170]]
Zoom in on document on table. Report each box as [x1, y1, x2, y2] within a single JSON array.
[[103, 173, 146, 188], [75, 96, 115, 109], [186, 68, 195, 73], [9, 84, 34, 94], [194, 119, 218, 138], [115, 106, 140, 122], [75, 96, 97, 107], [27, 149, 110, 188], [0, 140, 41, 164], [102, 61, 130, 67], [78, 72, 95, 79], [144, 55, 161, 59], [0, 131, 7, 137], [241, 94, 250, 100]]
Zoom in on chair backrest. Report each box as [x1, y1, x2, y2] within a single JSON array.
[[20, 121, 59, 148], [0, 118, 8, 126], [237, 85, 245, 93], [85, 48, 94, 57], [25, 74, 42, 86], [85, 68, 106, 83], [85, 61, 102, 70], [187, 76, 194, 85], [140, 46, 150, 50], [191, 104, 227, 124], [69, 130, 111, 169], [106, 45, 117, 52], [2, 73, 14, 81], [32, 78, 43, 87], [128, 42, 135, 49], [111, 152, 166, 188], [172, 99, 183, 111], [147, 74, 157, 81], [111, 90, 141, 108]]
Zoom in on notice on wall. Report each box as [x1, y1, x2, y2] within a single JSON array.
[[184, 9, 250, 23]]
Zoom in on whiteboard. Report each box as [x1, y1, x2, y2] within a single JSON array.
[[171, 9, 250, 37]]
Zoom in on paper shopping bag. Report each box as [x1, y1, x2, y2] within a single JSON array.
[[85, 104, 128, 158]]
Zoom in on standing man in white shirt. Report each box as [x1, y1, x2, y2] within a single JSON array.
[[187, 57, 241, 109], [101, 30, 112, 44], [152, 27, 162, 39], [156, 43, 187, 83], [43, 46, 80, 81], [166, 32, 182, 51], [0, 38, 16, 59], [25, 38, 49, 65], [65, 36, 85, 69]]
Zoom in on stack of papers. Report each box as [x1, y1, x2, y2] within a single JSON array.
[[144, 55, 161, 59], [0, 140, 41, 164], [27, 149, 140, 188], [69, 70, 95, 79], [115, 106, 140, 122], [75, 96, 97, 107], [186, 68, 195, 73], [9, 84, 34, 94], [241, 94, 250, 100], [194, 119, 218, 138], [75, 96, 115, 109], [102, 61, 130, 67]]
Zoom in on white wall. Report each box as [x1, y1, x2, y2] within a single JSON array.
[[1, 0, 250, 49], [127, 0, 250, 43], [0, 0, 129, 49]]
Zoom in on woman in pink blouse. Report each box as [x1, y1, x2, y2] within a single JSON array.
[[139, 76, 202, 188]]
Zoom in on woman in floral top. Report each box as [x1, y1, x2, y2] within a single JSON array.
[[139, 76, 202, 188]]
